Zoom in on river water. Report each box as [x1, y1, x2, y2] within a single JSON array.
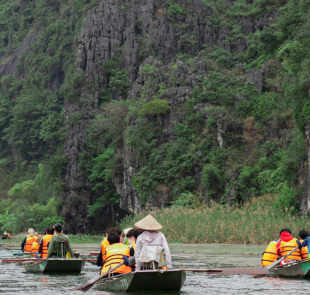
[[1, 243, 310, 294]]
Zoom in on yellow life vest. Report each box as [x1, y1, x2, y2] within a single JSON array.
[[131, 240, 136, 250], [24, 236, 38, 253], [31, 242, 39, 257], [260, 240, 278, 267], [280, 238, 302, 260], [299, 239, 308, 259], [101, 237, 110, 261], [101, 243, 132, 275], [41, 234, 53, 259]]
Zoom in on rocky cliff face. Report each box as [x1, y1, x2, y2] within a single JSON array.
[[60, 0, 286, 231]]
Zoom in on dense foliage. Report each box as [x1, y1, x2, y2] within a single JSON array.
[[1, 0, 310, 233]]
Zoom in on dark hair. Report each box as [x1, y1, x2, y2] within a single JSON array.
[[280, 228, 291, 235], [108, 232, 120, 245], [299, 230, 308, 240], [54, 223, 63, 233], [126, 228, 143, 239], [133, 228, 143, 239], [126, 229, 134, 238], [46, 227, 54, 235], [107, 227, 122, 236]]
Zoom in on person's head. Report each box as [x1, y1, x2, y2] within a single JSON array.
[[280, 228, 291, 235], [107, 232, 121, 245], [27, 228, 35, 237], [107, 227, 122, 236], [46, 227, 54, 235], [126, 229, 135, 244], [299, 230, 308, 240], [54, 223, 63, 234]]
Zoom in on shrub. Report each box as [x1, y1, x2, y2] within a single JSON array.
[[139, 99, 171, 116]]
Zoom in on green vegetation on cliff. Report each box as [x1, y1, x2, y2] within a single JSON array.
[[1, 0, 310, 233]]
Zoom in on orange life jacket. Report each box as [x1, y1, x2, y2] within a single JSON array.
[[260, 240, 278, 267], [101, 237, 110, 261], [299, 239, 308, 259], [280, 238, 302, 260], [31, 242, 39, 257], [24, 236, 38, 253], [41, 234, 53, 259], [101, 243, 132, 275]]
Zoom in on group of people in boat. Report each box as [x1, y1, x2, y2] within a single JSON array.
[[20, 223, 74, 259], [261, 228, 310, 266], [96, 214, 172, 276], [1, 231, 12, 239]]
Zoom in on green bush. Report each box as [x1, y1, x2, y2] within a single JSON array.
[[139, 99, 171, 116]]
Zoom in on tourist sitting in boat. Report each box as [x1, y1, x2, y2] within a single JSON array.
[[96, 227, 122, 268], [127, 228, 144, 252], [46, 223, 74, 258], [277, 228, 302, 264], [298, 230, 310, 259], [260, 239, 278, 267], [38, 226, 54, 258], [1, 231, 12, 239], [21, 228, 38, 253], [31, 238, 40, 258], [134, 214, 172, 270], [100, 232, 133, 276], [299, 230, 308, 259], [123, 228, 132, 245]]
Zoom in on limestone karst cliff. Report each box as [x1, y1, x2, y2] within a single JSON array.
[[0, 0, 310, 233]]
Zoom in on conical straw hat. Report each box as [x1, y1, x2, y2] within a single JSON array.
[[134, 214, 163, 231]]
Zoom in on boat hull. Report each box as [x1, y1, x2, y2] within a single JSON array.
[[95, 269, 186, 292], [270, 260, 310, 278], [23, 258, 85, 273]]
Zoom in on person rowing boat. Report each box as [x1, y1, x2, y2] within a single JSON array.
[[134, 214, 172, 270]]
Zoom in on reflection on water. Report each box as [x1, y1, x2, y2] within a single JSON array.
[[1, 245, 310, 294]]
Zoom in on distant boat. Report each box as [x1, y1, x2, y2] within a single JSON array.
[[94, 269, 186, 292], [270, 259, 310, 278], [22, 258, 85, 273]]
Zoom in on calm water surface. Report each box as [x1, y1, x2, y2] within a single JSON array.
[[1, 244, 310, 294]]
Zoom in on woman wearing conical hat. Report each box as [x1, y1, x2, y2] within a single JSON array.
[[134, 214, 172, 270]]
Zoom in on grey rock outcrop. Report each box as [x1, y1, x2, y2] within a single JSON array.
[[61, 0, 281, 231]]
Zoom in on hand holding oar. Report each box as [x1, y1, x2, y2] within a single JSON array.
[[71, 261, 124, 292], [266, 246, 298, 270]]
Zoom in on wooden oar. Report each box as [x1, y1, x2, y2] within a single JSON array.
[[0, 243, 12, 251], [71, 261, 124, 292], [184, 267, 269, 275], [266, 246, 298, 270]]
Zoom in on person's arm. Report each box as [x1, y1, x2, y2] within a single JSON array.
[[301, 238, 309, 247], [21, 237, 27, 251], [46, 238, 54, 258], [66, 238, 74, 258], [96, 250, 103, 267], [161, 233, 172, 268], [135, 237, 142, 270], [296, 239, 302, 250], [38, 239, 44, 254]]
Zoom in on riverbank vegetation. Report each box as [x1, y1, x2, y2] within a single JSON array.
[[120, 195, 310, 244]]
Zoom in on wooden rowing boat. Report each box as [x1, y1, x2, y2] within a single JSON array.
[[269, 259, 310, 278], [94, 269, 186, 292], [22, 258, 85, 273]]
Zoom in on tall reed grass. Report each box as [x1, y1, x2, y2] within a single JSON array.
[[120, 195, 310, 244]]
